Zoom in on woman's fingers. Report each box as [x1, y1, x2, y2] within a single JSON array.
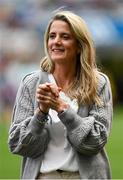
[[37, 95, 59, 110], [37, 83, 61, 98], [38, 84, 50, 94], [37, 84, 54, 98], [36, 83, 62, 111], [46, 83, 61, 97]]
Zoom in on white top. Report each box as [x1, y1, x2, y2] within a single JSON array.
[[40, 74, 79, 173]]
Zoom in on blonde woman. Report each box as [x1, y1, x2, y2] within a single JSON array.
[[8, 11, 113, 179]]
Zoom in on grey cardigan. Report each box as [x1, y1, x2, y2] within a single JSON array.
[[8, 70, 113, 179]]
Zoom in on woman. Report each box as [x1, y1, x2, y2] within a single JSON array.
[[8, 11, 113, 179]]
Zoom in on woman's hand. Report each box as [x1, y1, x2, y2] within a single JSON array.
[[36, 83, 69, 114], [47, 83, 70, 113], [36, 83, 60, 113]]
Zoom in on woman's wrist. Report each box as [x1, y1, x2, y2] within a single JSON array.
[[35, 105, 53, 125], [35, 103, 49, 115], [38, 106, 48, 115], [57, 103, 70, 114]]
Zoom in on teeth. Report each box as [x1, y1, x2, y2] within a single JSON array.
[[54, 49, 61, 51], [53, 49, 63, 52]]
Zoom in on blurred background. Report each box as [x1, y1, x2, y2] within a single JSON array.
[[0, 0, 123, 179]]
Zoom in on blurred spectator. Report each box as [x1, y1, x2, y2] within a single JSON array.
[[0, 0, 123, 121], [0, 53, 16, 119]]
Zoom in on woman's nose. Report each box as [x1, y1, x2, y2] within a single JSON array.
[[54, 36, 61, 44]]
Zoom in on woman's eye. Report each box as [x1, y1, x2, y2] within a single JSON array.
[[48, 33, 71, 40], [49, 34, 55, 39], [63, 35, 70, 40]]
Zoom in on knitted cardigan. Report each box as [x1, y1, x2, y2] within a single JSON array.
[[8, 69, 113, 179]]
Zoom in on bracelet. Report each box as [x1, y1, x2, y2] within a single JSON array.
[[38, 103, 48, 116], [37, 110, 52, 125], [37, 103, 52, 125], [37, 115, 49, 125]]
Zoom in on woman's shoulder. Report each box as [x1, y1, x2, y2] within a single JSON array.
[[21, 69, 45, 88], [22, 70, 40, 84], [98, 72, 110, 83], [97, 72, 111, 92], [21, 69, 48, 88]]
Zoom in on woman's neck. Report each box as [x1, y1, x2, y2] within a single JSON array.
[[53, 64, 76, 91]]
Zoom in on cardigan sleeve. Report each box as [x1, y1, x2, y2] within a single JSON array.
[[8, 72, 50, 158], [58, 74, 113, 155]]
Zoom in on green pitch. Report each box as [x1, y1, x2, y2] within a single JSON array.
[[0, 105, 123, 179]]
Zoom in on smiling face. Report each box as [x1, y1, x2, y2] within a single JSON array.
[[47, 20, 80, 65]]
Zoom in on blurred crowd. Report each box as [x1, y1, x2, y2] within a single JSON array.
[[0, 0, 123, 120]]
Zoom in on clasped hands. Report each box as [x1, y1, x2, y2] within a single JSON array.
[[36, 82, 69, 114]]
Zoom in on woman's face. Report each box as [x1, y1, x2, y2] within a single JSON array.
[[47, 20, 80, 65]]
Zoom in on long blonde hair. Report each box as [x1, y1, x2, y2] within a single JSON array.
[[40, 10, 101, 106]]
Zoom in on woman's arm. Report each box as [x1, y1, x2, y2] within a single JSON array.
[[8, 73, 50, 158], [58, 74, 113, 155]]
